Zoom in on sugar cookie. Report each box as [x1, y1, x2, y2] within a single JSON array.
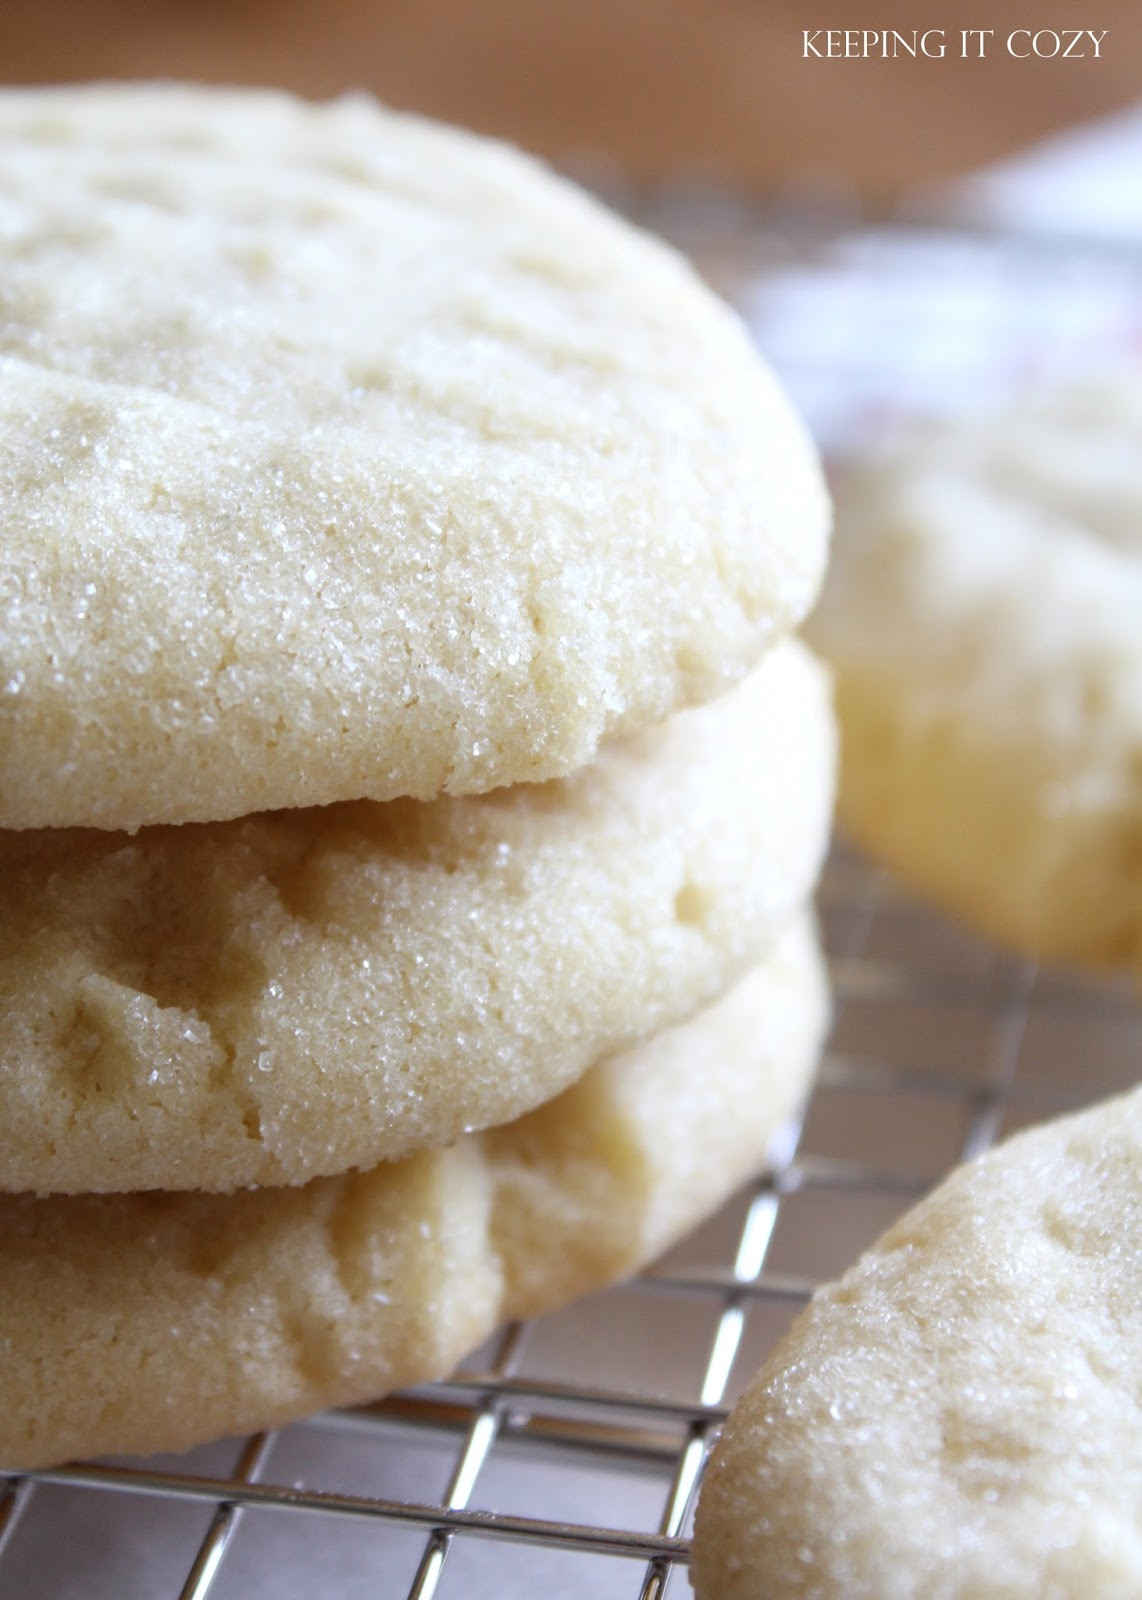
[[811, 375, 1142, 964], [0, 83, 828, 830], [692, 1086, 1142, 1600], [0, 918, 826, 1470], [0, 637, 834, 1194]]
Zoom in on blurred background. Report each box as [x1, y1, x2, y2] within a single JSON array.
[[1, 0, 1140, 202]]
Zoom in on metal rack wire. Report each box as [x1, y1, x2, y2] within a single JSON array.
[[1, 205, 1140, 1600], [2, 845, 1137, 1600]]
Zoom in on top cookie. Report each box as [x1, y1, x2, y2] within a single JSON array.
[[0, 84, 828, 830]]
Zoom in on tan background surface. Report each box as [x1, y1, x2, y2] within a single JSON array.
[[0, 0, 1139, 201]]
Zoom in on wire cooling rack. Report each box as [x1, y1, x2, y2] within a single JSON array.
[[2, 205, 1141, 1600], [2, 845, 1138, 1600]]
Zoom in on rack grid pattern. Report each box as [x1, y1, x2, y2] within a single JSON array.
[[2, 844, 1137, 1600], [2, 207, 1140, 1599]]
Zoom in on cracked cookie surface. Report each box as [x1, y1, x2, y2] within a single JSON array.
[[0, 919, 826, 1469], [0, 638, 834, 1194], [692, 1085, 1142, 1600], [0, 83, 828, 830]]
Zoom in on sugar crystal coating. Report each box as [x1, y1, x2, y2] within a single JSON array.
[[0, 638, 835, 1193], [692, 1086, 1142, 1600], [0, 920, 827, 1468], [0, 83, 829, 828]]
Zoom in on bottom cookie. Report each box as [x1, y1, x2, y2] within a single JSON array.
[[692, 1085, 1142, 1600], [0, 916, 826, 1470]]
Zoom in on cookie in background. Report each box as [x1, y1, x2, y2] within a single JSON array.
[[810, 370, 1142, 967]]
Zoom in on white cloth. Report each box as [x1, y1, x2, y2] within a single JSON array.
[[744, 105, 1142, 455], [965, 104, 1142, 238]]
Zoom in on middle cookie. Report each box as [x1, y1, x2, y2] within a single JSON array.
[[2, 637, 834, 1195]]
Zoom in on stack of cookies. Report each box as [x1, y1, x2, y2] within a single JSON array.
[[0, 85, 834, 1469]]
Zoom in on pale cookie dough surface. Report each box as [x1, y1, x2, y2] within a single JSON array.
[[810, 375, 1142, 965], [0, 917, 827, 1470], [0, 637, 835, 1195], [692, 1086, 1142, 1600], [0, 82, 828, 831]]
